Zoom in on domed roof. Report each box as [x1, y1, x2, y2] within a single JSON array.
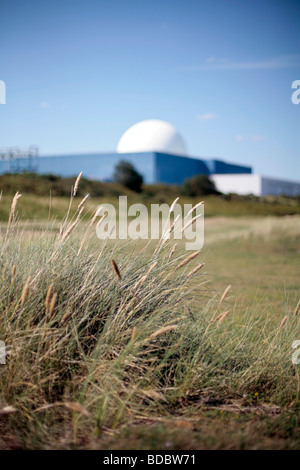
[[117, 119, 187, 156]]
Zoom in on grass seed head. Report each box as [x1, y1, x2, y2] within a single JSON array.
[[168, 243, 177, 260], [45, 283, 54, 311], [10, 264, 17, 287], [111, 259, 121, 279], [78, 193, 90, 210], [9, 191, 22, 223], [61, 217, 81, 241], [20, 277, 31, 307], [219, 285, 232, 306], [176, 250, 201, 270], [294, 300, 300, 316], [187, 262, 205, 278], [131, 327, 138, 341], [279, 315, 288, 330], [73, 172, 82, 197], [217, 310, 230, 326], [48, 293, 58, 318], [149, 325, 178, 339]]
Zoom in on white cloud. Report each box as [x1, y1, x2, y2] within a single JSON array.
[[235, 134, 265, 143], [206, 56, 227, 64], [251, 135, 265, 142], [40, 101, 50, 109], [185, 55, 300, 71], [197, 112, 217, 121]]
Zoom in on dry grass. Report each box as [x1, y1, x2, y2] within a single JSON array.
[[0, 176, 300, 449]]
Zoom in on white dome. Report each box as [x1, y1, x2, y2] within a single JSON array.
[[117, 119, 187, 156]]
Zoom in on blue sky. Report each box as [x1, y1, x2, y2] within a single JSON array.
[[0, 0, 299, 179]]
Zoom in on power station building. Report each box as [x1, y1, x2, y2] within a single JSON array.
[[0, 119, 299, 196]]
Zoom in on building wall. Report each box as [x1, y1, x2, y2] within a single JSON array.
[[38, 152, 157, 183], [0, 152, 253, 185], [211, 174, 262, 196], [205, 159, 252, 174], [261, 177, 300, 196], [154, 152, 210, 184], [0, 152, 156, 184], [211, 174, 300, 196]]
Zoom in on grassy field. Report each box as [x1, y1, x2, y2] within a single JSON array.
[[0, 181, 300, 450], [1, 172, 300, 220]]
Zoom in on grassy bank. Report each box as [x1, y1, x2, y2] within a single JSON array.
[[0, 193, 300, 222], [0, 172, 300, 220]]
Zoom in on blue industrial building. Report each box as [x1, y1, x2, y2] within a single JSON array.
[[0, 151, 252, 185], [0, 120, 252, 184], [1, 119, 298, 195]]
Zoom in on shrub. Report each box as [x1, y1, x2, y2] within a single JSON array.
[[113, 160, 143, 192], [181, 174, 219, 197]]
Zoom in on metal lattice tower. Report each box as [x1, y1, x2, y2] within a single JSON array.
[[0, 146, 39, 173]]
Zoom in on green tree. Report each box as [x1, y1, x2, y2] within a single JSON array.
[[113, 160, 143, 192], [181, 174, 219, 197]]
